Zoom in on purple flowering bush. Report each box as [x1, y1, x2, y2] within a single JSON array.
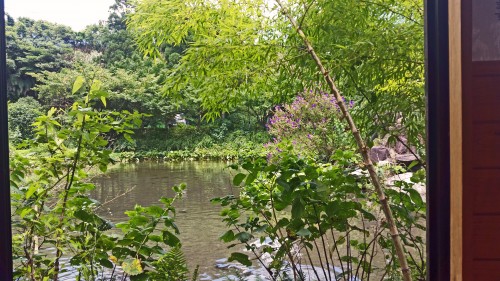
[[265, 89, 354, 161]]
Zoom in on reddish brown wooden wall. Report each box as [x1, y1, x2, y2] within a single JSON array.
[[462, 0, 500, 279]]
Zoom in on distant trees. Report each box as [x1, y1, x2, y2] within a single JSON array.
[[6, 1, 269, 151], [6, 18, 74, 100]]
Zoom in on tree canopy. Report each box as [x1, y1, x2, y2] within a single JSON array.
[[128, 0, 425, 156]]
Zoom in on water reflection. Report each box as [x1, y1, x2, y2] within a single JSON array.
[[91, 161, 237, 274]]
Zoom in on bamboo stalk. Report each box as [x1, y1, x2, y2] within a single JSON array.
[[274, 1, 413, 280]]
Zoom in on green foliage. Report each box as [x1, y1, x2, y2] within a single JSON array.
[[213, 150, 426, 280], [8, 97, 42, 142], [111, 185, 186, 280], [128, 0, 288, 120], [128, 0, 425, 158], [10, 78, 193, 281], [265, 90, 354, 162], [148, 247, 189, 281], [116, 128, 268, 162], [7, 2, 428, 279], [6, 17, 75, 100], [7, 2, 272, 154], [129, 5, 427, 278]]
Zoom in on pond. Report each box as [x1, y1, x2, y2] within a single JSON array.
[[89, 161, 422, 281], [91, 161, 238, 276]]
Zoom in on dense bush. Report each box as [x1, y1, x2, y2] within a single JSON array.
[[129, 124, 269, 160], [213, 150, 426, 280], [8, 96, 42, 142], [265, 90, 353, 162]]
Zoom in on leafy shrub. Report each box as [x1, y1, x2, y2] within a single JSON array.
[[10, 77, 194, 281], [213, 150, 426, 280], [8, 96, 42, 142], [266, 90, 353, 162]]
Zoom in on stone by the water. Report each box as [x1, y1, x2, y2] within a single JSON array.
[[369, 146, 391, 163]]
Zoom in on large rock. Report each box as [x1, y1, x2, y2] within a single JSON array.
[[395, 154, 418, 167], [394, 136, 409, 154], [369, 146, 391, 163]]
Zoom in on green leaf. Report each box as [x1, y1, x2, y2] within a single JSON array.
[[408, 188, 424, 205], [19, 208, 32, 219], [145, 205, 164, 216], [296, 228, 312, 237], [233, 173, 246, 186], [163, 230, 181, 247], [99, 258, 114, 269], [245, 172, 257, 185], [130, 273, 149, 281], [25, 185, 38, 199], [337, 236, 346, 245], [74, 210, 94, 223], [235, 232, 252, 243], [90, 80, 102, 93], [122, 258, 143, 276], [124, 133, 134, 143], [228, 252, 252, 266], [72, 76, 85, 94], [275, 218, 290, 229], [101, 96, 107, 107], [291, 198, 304, 219], [408, 160, 419, 169], [220, 230, 235, 242]]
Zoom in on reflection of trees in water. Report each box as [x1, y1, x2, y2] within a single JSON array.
[[473, 1, 500, 61], [91, 162, 235, 219], [91, 162, 238, 273]]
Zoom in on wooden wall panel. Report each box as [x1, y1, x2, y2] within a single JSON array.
[[471, 262, 500, 280], [471, 121, 500, 168], [472, 216, 500, 259], [462, 0, 500, 280], [472, 172, 500, 214]]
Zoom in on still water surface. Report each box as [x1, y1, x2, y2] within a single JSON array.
[[91, 161, 237, 275]]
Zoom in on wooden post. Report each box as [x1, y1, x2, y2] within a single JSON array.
[[449, 0, 462, 278]]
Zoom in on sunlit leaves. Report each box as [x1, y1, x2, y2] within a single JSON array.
[[128, 0, 287, 119], [122, 258, 143, 276], [72, 76, 86, 94]]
